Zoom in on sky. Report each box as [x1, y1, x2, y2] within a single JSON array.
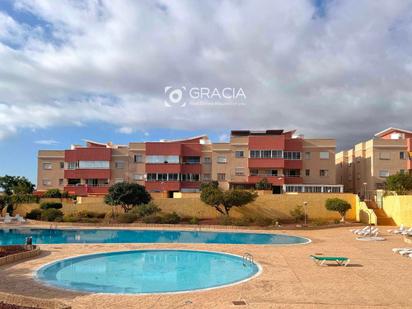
[[1, 0, 412, 184]]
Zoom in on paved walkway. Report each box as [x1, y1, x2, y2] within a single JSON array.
[[0, 226, 411, 308]]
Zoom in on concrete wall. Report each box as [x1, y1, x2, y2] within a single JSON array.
[[13, 193, 358, 221], [383, 195, 412, 226]]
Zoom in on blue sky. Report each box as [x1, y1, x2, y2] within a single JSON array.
[[0, 0, 412, 185]]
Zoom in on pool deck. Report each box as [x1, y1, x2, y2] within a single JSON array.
[[0, 225, 411, 308]]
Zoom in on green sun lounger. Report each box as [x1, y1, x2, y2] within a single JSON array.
[[310, 255, 350, 267]]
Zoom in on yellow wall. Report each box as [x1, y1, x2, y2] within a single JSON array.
[[383, 195, 412, 226], [357, 201, 377, 225], [13, 193, 357, 221]]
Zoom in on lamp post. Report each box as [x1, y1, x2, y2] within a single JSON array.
[[303, 201, 308, 226], [363, 182, 367, 201]]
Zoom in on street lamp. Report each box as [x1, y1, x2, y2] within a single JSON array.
[[363, 182, 367, 201], [303, 201, 308, 226]]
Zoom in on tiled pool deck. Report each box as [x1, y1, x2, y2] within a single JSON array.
[[0, 225, 411, 308]]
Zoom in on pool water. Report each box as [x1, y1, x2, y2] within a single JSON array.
[[36, 250, 260, 293], [0, 228, 309, 245]]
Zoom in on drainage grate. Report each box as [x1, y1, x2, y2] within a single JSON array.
[[232, 300, 247, 306]]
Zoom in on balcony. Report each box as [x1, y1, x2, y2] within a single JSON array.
[[64, 169, 111, 179], [284, 176, 303, 184], [64, 185, 109, 196], [145, 181, 181, 191], [284, 160, 303, 169], [248, 175, 284, 185], [145, 163, 181, 173], [248, 158, 284, 169]]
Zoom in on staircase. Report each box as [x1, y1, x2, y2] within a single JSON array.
[[365, 200, 396, 226]]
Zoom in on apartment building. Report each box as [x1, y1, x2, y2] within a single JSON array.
[[37, 129, 341, 196], [336, 128, 412, 194]]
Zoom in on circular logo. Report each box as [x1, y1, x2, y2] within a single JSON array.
[[164, 86, 186, 107]]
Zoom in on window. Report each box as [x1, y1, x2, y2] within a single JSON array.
[[250, 150, 260, 158], [168, 173, 179, 181], [217, 173, 226, 181], [134, 154, 143, 163], [320, 151, 330, 159], [146, 155, 179, 164], [183, 156, 200, 164], [67, 162, 78, 170], [400, 152, 406, 160], [133, 174, 144, 181], [43, 163, 52, 170], [58, 179, 64, 186], [67, 179, 80, 185], [262, 150, 272, 158], [181, 174, 200, 182], [78, 161, 109, 169], [60, 162, 64, 169], [235, 167, 245, 176], [272, 150, 283, 158], [284, 151, 301, 160], [147, 173, 157, 181], [217, 156, 227, 163], [235, 151, 244, 158], [114, 178, 124, 183], [204, 157, 211, 164], [203, 174, 211, 181], [379, 170, 389, 178], [305, 169, 310, 176], [42, 179, 51, 186], [115, 161, 125, 169], [400, 169, 405, 174], [379, 152, 390, 160], [320, 169, 329, 177], [304, 152, 311, 160], [285, 169, 300, 177]]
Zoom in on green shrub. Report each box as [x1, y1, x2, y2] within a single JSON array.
[[253, 216, 273, 226], [43, 189, 62, 198], [41, 209, 63, 222], [40, 202, 63, 210], [311, 218, 329, 226], [189, 217, 199, 225], [11, 194, 39, 204], [117, 213, 138, 223], [25, 209, 42, 220], [130, 202, 161, 218], [290, 205, 305, 222], [161, 212, 181, 224], [77, 211, 106, 219], [218, 216, 235, 225], [142, 214, 163, 223]]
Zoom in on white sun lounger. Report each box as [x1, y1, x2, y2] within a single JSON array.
[[401, 227, 412, 235], [358, 227, 378, 236], [351, 226, 369, 234], [392, 248, 412, 253], [398, 249, 412, 256], [388, 225, 404, 234]]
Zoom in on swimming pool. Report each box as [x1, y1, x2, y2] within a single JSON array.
[[36, 250, 260, 294], [0, 228, 310, 245]]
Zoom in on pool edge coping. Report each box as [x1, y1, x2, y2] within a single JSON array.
[[33, 248, 264, 296]]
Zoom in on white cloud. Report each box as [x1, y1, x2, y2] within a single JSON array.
[[0, 0, 412, 148], [34, 139, 59, 145]]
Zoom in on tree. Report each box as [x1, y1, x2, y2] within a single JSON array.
[[385, 172, 412, 195], [104, 182, 152, 213], [221, 190, 257, 215], [325, 198, 351, 222], [200, 183, 225, 215], [200, 183, 257, 216], [43, 189, 63, 198], [0, 175, 34, 195], [256, 178, 271, 190]]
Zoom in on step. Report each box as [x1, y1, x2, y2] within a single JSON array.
[[377, 217, 396, 226]]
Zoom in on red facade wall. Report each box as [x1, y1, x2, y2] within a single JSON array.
[[284, 138, 303, 151], [65, 148, 112, 161], [145, 143, 182, 155], [248, 158, 284, 168], [145, 181, 181, 191], [64, 169, 111, 179], [248, 135, 285, 149], [145, 164, 181, 173], [248, 176, 284, 185]]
